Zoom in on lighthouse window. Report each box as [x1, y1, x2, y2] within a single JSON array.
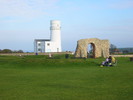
[[47, 43, 50, 46], [38, 49, 41, 51], [38, 43, 41, 46]]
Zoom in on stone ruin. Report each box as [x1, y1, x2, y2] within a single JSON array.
[[75, 38, 110, 58]]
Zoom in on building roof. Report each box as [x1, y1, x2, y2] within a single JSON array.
[[34, 39, 50, 41]]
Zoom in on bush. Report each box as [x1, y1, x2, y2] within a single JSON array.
[[0, 49, 12, 53]]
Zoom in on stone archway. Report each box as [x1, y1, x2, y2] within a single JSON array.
[[87, 43, 96, 58], [75, 38, 110, 58]]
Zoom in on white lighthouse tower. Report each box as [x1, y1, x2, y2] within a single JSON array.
[[34, 20, 62, 53], [50, 20, 62, 52]]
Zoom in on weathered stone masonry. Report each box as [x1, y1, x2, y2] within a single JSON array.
[[75, 38, 110, 58]]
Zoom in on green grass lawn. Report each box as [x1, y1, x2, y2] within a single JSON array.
[[0, 55, 133, 100]]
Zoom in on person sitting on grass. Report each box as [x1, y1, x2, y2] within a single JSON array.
[[100, 56, 116, 67], [108, 56, 112, 66], [101, 57, 109, 66], [111, 56, 117, 66], [109, 56, 117, 66]]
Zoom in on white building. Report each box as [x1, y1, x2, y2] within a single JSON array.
[[34, 20, 62, 53]]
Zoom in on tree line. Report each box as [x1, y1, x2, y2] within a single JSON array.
[[0, 49, 24, 53]]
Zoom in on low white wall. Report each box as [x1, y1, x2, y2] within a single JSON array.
[[0, 52, 73, 56], [111, 55, 133, 57]]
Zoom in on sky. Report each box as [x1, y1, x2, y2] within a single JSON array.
[[0, 0, 133, 52]]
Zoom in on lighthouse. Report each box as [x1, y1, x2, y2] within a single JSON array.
[[50, 20, 62, 52], [34, 20, 62, 53]]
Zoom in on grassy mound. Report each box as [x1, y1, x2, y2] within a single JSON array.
[[0, 55, 133, 100]]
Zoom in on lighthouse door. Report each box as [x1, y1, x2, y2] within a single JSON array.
[[57, 48, 59, 52]]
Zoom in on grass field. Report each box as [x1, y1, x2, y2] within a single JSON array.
[[0, 55, 133, 100]]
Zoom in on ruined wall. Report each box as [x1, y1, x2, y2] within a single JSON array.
[[75, 38, 110, 58]]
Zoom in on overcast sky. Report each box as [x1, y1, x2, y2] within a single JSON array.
[[0, 0, 133, 52]]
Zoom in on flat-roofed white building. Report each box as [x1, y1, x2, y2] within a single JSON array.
[[34, 20, 62, 53]]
